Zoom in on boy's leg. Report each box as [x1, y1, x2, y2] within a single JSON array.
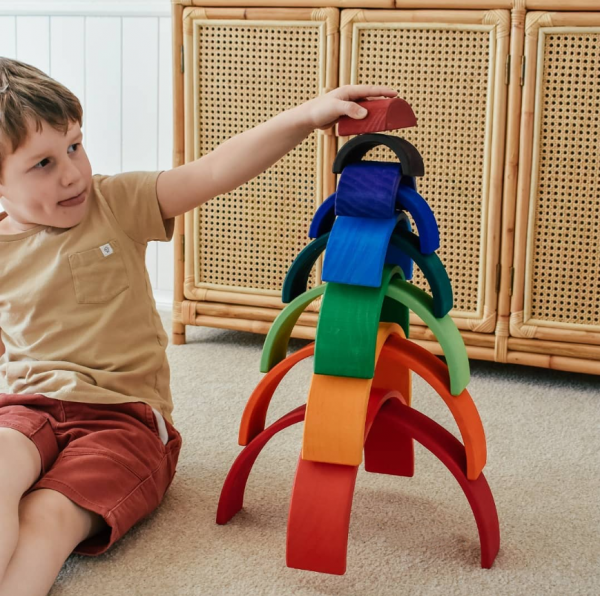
[[0, 428, 42, 577], [0, 488, 106, 596]]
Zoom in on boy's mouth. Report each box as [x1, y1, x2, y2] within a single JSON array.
[[58, 190, 86, 207]]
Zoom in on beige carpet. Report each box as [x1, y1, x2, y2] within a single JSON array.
[[6, 310, 600, 595]]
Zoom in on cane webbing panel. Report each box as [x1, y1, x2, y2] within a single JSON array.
[[347, 24, 493, 317], [526, 31, 600, 329], [193, 20, 323, 293]]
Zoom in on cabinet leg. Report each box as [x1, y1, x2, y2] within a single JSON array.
[[172, 320, 186, 345]]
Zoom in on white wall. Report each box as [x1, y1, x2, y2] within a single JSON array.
[[0, 0, 174, 310]]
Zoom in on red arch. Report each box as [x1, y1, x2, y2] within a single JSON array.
[[218, 389, 499, 574]]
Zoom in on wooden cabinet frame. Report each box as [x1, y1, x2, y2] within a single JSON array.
[[171, 0, 600, 375]]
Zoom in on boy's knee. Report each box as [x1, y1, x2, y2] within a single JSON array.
[[19, 489, 76, 531], [19, 489, 105, 546], [0, 428, 42, 498]]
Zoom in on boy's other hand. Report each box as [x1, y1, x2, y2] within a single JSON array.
[[301, 85, 398, 131]]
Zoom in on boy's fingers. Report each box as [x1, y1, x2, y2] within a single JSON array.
[[337, 84, 398, 100], [342, 100, 368, 119], [363, 95, 392, 101]]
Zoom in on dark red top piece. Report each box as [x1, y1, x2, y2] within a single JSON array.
[[337, 97, 417, 136]]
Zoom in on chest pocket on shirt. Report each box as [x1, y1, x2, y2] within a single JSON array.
[[68, 239, 130, 304]]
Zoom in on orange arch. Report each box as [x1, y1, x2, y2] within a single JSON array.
[[240, 323, 410, 445], [239, 330, 486, 480], [303, 324, 409, 466]]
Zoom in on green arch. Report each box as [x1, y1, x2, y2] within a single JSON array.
[[387, 232, 453, 317], [387, 279, 469, 395], [281, 234, 329, 304], [282, 230, 453, 318], [260, 284, 326, 373], [262, 277, 469, 395], [314, 266, 406, 379]]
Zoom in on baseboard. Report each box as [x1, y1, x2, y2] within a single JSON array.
[[153, 289, 173, 313]]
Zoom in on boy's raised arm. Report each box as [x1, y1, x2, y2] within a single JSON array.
[[155, 85, 397, 220]]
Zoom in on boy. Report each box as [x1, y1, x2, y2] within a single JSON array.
[[0, 56, 396, 595]]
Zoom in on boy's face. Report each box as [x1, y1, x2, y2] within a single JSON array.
[[0, 119, 92, 232]]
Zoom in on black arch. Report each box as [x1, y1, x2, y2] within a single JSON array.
[[332, 133, 425, 176]]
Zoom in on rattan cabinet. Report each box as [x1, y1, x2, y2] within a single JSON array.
[[501, 8, 600, 373], [171, 0, 600, 375]]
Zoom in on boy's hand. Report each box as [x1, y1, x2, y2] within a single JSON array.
[[301, 84, 399, 131], [156, 84, 398, 220]]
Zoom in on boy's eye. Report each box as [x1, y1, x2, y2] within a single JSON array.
[[33, 143, 80, 169], [33, 157, 50, 169]]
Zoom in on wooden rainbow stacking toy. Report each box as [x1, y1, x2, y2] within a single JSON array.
[[217, 98, 500, 575]]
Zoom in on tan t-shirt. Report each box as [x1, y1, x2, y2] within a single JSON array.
[[0, 171, 176, 424]]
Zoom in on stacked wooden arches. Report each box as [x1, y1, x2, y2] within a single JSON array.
[[217, 99, 500, 575]]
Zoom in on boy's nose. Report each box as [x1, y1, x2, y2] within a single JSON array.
[[60, 160, 82, 187]]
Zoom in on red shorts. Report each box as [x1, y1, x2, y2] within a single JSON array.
[[0, 393, 182, 556]]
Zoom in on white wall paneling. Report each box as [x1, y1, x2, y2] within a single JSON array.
[[50, 17, 85, 105], [0, 2, 171, 18], [0, 1, 174, 309], [157, 15, 174, 295], [16, 16, 49, 72], [0, 16, 16, 57], [84, 17, 122, 175]]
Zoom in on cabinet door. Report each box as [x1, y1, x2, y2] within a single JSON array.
[[181, 7, 339, 310], [511, 12, 600, 351], [339, 8, 509, 339]]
